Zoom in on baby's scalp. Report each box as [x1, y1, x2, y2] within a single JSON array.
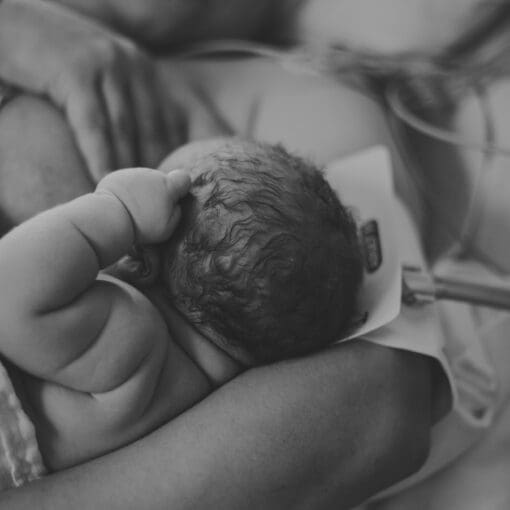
[[160, 138, 363, 364]]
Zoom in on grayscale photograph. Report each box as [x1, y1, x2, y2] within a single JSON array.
[[0, 1, 509, 508]]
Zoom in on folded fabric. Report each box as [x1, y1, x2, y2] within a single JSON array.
[[0, 361, 46, 491]]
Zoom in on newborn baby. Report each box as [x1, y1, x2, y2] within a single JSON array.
[[0, 138, 362, 480]]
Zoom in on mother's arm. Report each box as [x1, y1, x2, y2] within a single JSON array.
[[0, 341, 431, 510]]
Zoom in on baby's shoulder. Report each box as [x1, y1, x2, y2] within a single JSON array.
[[30, 274, 172, 414], [23, 276, 212, 469]]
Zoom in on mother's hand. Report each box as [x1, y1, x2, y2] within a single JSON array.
[[0, 0, 185, 182]]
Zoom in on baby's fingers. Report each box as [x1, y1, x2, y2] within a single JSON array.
[[97, 168, 190, 243], [162, 204, 182, 238], [152, 171, 190, 240], [165, 170, 191, 204]]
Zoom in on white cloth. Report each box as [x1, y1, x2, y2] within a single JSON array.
[[326, 148, 507, 506]]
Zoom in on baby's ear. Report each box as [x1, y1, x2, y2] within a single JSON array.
[[114, 245, 161, 287]]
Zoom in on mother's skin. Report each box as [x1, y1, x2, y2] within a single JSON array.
[[0, 59, 433, 509]]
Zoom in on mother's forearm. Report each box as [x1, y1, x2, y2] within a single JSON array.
[[152, 341, 431, 510], [0, 94, 93, 228], [0, 341, 432, 510]]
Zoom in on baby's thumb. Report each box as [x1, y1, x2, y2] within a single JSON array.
[[165, 170, 191, 204]]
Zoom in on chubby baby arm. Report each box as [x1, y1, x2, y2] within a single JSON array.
[[0, 168, 190, 387]]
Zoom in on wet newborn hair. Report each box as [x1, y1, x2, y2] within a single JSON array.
[[163, 139, 363, 364]]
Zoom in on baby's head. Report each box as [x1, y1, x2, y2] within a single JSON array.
[[159, 138, 363, 364]]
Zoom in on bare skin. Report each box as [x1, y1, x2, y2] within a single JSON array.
[[0, 58, 435, 509], [0, 0, 184, 181]]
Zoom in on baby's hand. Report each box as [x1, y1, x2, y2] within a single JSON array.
[[0, 0, 183, 182], [97, 168, 191, 244]]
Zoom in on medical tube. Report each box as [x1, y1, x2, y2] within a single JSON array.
[[403, 266, 510, 310], [434, 275, 510, 310]]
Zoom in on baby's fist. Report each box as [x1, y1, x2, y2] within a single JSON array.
[[96, 168, 191, 243]]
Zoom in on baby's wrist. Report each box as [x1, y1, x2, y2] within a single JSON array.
[[92, 187, 137, 248]]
